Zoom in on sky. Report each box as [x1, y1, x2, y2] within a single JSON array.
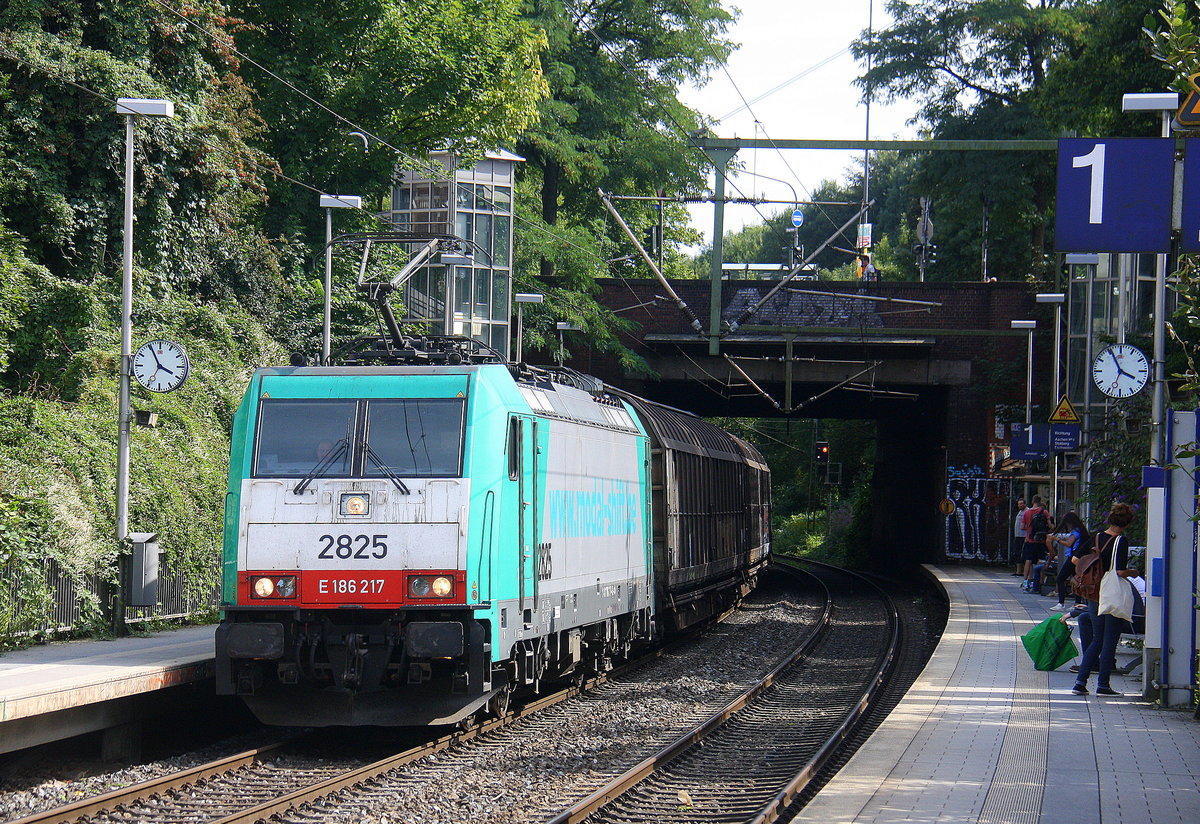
[[677, 0, 921, 245]]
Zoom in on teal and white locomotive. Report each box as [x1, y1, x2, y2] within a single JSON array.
[[216, 345, 769, 726]]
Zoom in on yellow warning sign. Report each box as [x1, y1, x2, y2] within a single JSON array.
[[1178, 74, 1200, 128], [1048, 396, 1081, 424]]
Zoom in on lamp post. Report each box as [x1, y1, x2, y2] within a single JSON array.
[[1121, 92, 1179, 464], [556, 321, 582, 365], [115, 98, 174, 549], [514, 293, 543, 363], [319, 194, 362, 364], [1012, 319, 1037, 501], [1037, 293, 1066, 509]]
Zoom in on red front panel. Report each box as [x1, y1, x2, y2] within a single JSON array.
[[235, 570, 467, 607], [304, 570, 407, 604]]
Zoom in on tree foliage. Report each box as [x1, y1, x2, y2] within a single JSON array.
[[517, 0, 733, 266], [233, 0, 548, 238], [847, 0, 1162, 281]]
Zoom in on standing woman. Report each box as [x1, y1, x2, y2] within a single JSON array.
[[1049, 511, 1089, 610], [1072, 502, 1137, 696], [1012, 498, 1027, 576]]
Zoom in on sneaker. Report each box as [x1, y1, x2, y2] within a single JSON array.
[[1096, 687, 1121, 696], [1052, 603, 1065, 611], [1069, 665, 1080, 673], [1072, 684, 1089, 695]]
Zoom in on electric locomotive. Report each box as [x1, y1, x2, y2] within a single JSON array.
[[215, 345, 769, 726]]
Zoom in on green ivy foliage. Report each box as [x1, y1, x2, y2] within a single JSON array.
[[0, 278, 282, 645], [0, 492, 56, 644]]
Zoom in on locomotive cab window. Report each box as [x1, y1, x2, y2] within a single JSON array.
[[254, 400, 355, 476], [364, 399, 465, 477], [253, 398, 464, 478]]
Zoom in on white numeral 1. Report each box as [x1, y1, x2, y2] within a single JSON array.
[[1072, 143, 1105, 224]]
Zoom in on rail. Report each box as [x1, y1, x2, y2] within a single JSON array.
[[544, 559, 900, 824]]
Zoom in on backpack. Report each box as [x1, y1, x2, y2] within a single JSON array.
[[1071, 534, 1113, 600], [1030, 508, 1050, 541]]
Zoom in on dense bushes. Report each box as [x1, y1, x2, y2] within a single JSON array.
[[0, 252, 282, 643]]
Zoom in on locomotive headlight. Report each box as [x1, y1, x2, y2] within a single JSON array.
[[339, 493, 370, 516], [250, 575, 297, 599], [408, 575, 455, 599]]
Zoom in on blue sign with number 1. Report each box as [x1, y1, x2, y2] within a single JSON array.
[[1055, 138, 1174, 253], [1180, 140, 1200, 252]]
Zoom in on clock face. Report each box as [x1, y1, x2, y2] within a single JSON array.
[[132, 339, 190, 393], [1091, 343, 1148, 399]]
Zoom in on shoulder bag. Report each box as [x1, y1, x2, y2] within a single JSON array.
[[1098, 535, 1134, 622]]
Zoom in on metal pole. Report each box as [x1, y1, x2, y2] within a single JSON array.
[[117, 113, 134, 545], [1025, 328, 1034, 426], [656, 188, 665, 274], [707, 150, 736, 356], [1051, 302, 1062, 509], [323, 208, 333, 365], [1152, 109, 1171, 463], [1026, 327, 1034, 502], [516, 303, 524, 364]]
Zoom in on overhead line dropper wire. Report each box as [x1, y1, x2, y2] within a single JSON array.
[[149, 0, 604, 264], [714, 46, 859, 249]]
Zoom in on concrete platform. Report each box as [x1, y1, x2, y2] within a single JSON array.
[[0, 625, 215, 756], [796, 565, 1200, 824]]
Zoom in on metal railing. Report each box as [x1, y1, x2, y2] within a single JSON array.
[[1, 555, 219, 641]]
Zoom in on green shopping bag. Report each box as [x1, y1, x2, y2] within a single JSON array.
[[1021, 615, 1078, 671]]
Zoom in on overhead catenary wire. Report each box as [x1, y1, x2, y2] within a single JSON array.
[[716, 62, 852, 243], [715, 48, 850, 123]]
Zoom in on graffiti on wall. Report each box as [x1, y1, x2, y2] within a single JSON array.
[[945, 467, 1012, 561]]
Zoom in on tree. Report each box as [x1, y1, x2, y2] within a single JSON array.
[[0, 1, 278, 294], [231, 0, 548, 238], [851, 0, 1162, 281], [517, 0, 735, 281]]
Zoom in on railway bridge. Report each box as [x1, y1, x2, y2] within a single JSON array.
[[570, 278, 1045, 565]]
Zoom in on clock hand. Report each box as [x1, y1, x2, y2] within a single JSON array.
[[1108, 350, 1140, 380]]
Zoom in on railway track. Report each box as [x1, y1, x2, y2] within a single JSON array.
[[546, 560, 899, 824], [6, 682, 591, 824], [10, 564, 901, 824]]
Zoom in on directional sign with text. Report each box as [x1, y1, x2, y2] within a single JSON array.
[[1050, 423, 1081, 451], [1055, 138, 1174, 253]]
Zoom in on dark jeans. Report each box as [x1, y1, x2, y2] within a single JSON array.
[[1055, 561, 1077, 604], [1076, 601, 1133, 689]]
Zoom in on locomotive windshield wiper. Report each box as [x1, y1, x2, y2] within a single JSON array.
[[293, 438, 350, 495], [364, 444, 411, 494]]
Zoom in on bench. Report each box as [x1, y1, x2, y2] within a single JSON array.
[[1115, 633, 1145, 676]]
